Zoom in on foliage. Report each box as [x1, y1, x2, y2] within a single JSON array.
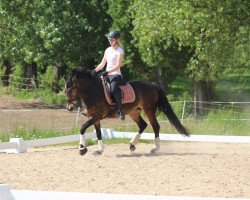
[[9, 63, 26, 89], [0, 0, 249, 101], [215, 70, 250, 101], [130, 0, 249, 82], [38, 66, 56, 89], [0, 0, 111, 69]]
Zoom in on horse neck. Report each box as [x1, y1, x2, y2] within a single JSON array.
[[77, 78, 103, 104]]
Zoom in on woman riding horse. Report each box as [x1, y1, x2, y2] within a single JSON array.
[[92, 30, 125, 120], [65, 68, 190, 156]]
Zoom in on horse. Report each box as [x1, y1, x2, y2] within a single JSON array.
[[65, 67, 190, 156]]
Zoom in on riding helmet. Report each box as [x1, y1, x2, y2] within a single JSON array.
[[107, 30, 121, 39]]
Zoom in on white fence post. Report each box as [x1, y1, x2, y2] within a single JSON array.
[[5, 138, 27, 154], [0, 184, 15, 200], [181, 100, 186, 123]]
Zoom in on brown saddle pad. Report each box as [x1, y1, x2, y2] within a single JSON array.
[[101, 79, 135, 105]]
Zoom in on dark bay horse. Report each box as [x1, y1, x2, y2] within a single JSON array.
[[65, 68, 190, 156]]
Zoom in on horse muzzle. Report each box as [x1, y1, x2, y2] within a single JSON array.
[[66, 101, 77, 111]]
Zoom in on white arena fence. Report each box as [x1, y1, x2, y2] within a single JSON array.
[[1, 128, 250, 153], [0, 184, 249, 200]]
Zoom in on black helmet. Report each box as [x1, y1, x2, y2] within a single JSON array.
[[107, 30, 120, 39]]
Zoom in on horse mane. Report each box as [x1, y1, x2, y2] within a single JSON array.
[[71, 67, 96, 79]]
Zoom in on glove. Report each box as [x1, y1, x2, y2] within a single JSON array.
[[100, 71, 108, 77], [91, 69, 97, 76]]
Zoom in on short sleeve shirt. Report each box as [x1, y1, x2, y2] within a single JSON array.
[[105, 47, 124, 75]]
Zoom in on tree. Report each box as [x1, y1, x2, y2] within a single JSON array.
[[0, 0, 112, 91], [130, 0, 249, 113]]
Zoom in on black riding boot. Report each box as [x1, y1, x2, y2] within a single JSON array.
[[113, 93, 125, 121]]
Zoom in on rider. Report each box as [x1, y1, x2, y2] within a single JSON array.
[[92, 30, 125, 120]]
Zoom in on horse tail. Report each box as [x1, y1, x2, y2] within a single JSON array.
[[157, 87, 190, 137]]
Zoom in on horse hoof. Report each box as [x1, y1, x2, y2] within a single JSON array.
[[150, 148, 159, 153], [130, 143, 136, 151], [92, 150, 102, 156], [79, 146, 88, 156]]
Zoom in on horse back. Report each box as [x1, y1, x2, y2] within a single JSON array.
[[128, 80, 160, 102]]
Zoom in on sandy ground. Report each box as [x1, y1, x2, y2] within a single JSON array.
[[0, 94, 250, 198], [0, 142, 250, 198]]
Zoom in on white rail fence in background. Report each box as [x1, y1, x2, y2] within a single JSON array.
[[1, 128, 250, 154]]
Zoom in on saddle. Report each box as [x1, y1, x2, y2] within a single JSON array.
[[101, 77, 135, 106]]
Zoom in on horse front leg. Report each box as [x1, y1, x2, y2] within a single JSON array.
[[92, 121, 104, 156], [79, 117, 95, 155]]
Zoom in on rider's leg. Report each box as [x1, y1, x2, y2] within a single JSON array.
[[113, 90, 125, 120], [109, 76, 125, 120]]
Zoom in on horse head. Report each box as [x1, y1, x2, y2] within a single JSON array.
[[65, 75, 78, 111], [64, 67, 97, 111]]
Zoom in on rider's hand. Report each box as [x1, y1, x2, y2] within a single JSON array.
[[91, 69, 97, 76]]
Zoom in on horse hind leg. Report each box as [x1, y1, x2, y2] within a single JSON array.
[[129, 110, 147, 151], [144, 109, 160, 153]]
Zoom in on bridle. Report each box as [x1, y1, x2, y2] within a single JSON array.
[[65, 77, 79, 103]]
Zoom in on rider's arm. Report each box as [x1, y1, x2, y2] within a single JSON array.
[[95, 55, 107, 72], [107, 53, 124, 74]]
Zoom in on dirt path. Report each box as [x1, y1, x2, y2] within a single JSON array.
[[0, 142, 249, 198]]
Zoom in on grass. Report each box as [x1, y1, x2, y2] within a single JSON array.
[[170, 70, 250, 102], [0, 127, 77, 142], [215, 73, 250, 102]]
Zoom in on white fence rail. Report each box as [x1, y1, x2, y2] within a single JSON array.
[[1, 129, 250, 154], [0, 184, 249, 200]]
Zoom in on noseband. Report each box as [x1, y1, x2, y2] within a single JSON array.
[[66, 78, 79, 103]]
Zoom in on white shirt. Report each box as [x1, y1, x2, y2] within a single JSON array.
[[105, 46, 124, 75]]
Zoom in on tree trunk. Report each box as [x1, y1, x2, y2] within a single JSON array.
[[24, 62, 38, 89], [52, 65, 67, 93], [193, 80, 213, 116], [152, 67, 166, 93], [1, 60, 12, 87]]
